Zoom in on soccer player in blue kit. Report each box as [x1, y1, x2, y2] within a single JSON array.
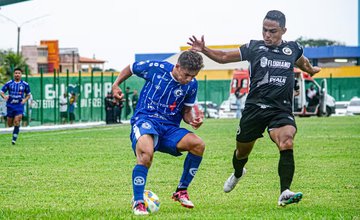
[[188, 10, 321, 206], [1, 68, 31, 145], [112, 51, 205, 215]]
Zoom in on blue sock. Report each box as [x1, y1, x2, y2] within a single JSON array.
[[12, 126, 20, 142], [177, 153, 202, 190], [132, 164, 148, 202]]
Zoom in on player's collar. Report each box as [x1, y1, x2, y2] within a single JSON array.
[[170, 71, 179, 82]]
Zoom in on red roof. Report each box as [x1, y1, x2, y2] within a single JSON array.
[[79, 56, 105, 64]]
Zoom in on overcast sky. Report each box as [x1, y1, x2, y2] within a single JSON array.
[[0, 0, 357, 70]]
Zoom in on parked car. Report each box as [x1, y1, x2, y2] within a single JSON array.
[[334, 101, 349, 116], [219, 99, 237, 119], [346, 97, 360, 115], [197, 101, 219, 118]]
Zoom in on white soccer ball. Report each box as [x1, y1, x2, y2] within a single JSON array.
[[143, 190, 160, 213], [132, 190, 160, 213]]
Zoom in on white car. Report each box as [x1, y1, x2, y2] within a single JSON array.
[[197, 101, 219, 119], [219, 100, 236, 119], [334, 101, 349, 116], [346, 97, 360, 116]]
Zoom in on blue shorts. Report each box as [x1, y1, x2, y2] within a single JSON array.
[[130, 118, 191, 157], [6, 104, 24, 118]]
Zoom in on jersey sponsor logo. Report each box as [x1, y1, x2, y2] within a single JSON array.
[[149, 113, 167, 120], [259, 46, 269, 51], [157, 74, 169, 81], [260, 57, 291, 69], [267, 59, 291, 69], [169, 101, 177, 111], [174, 88, 184, 97], [282, 47, 293, 55], [256, 103, 272, 109], [141, 122, 152, 129], [134, 176, 145, 186], [189, 168, 198, 176], [260, 57, 268, 67], [269, 76, 287, 86]]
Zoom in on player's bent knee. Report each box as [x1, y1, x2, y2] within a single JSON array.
[[137, 152, 153, 168], [190, 138, 205, 156], [280, 136, 294, 150]]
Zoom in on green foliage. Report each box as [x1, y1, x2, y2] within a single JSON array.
[[296, 36, 345, 47], [0, 117, 359, 219], [0, 49, 29, 84]]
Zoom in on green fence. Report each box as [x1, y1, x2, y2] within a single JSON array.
[[2, 68, 359, 127], [17, 71, 229, 126], [315, 77, 360, 101]]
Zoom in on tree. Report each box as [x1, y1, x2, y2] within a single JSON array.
[[296, 37, 345, 47], [0, 49, 29, 84]]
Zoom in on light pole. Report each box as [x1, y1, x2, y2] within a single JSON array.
[[0, 14, 49, 55]]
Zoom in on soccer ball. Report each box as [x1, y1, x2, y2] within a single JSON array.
[[132, 190, 160, 213], [144, 190, 160, 213]]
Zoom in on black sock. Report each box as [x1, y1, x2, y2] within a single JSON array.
[[232, 150, 248, 178], [176, 187, 187, 192], [278, 149, 295, 193]]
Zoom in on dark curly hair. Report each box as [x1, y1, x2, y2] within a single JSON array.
[[264, 10, 286, 28], [177, 51, 204, 72]]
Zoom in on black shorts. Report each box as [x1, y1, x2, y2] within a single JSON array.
[[69, 112, 75, 121], [60, 112, 67, 119], [236, 104, 297, 143]]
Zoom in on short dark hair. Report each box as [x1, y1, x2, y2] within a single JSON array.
[[14, 67, 23, 73], [264, 10, 286, 28], [177, 51, 204, 72]]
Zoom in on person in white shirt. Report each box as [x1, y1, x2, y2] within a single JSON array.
[[59, 93, 68, 124]]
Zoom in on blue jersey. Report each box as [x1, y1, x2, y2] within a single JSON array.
[[130, 60, 198, 126], [1, 80, 31, 107]]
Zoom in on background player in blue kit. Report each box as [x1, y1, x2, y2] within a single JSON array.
[[1, 68, 31, 145], [188, 10, 321, 206], [112, 51, 205, 215]]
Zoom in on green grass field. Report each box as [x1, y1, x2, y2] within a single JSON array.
[[0, 116, 359, 219]]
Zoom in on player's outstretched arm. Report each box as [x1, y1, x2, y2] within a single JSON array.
[[187, 35, 241, 64], [296, 55, 321, 76], [182, 106, 203, 130], [112, 65, 133, 101]]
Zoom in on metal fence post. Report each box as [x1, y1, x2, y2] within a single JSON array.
[[78, 70, 82, 122], [53, 69, 57, 124], [101, 71, 104, 121], [40, 68, 44, 125], [66, 69, 69, 123], [91, 69, 94, 121], [25, 66, 30, 126]]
